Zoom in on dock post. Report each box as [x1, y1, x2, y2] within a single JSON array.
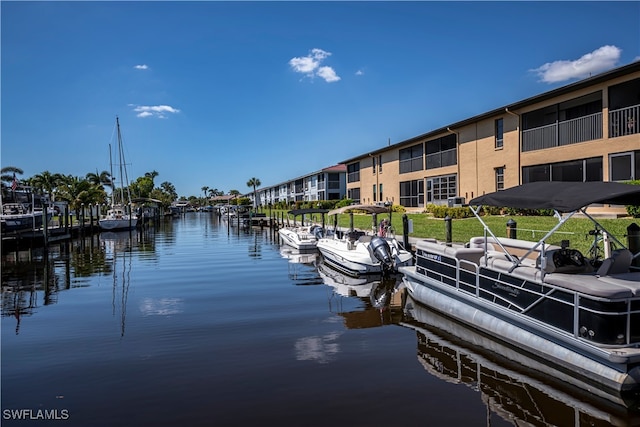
[[507, 219, 517, 239], [445, 215, 452, 246], [402, 214, 410, 252], [627, 223, 640, 268], [372, 213, 377, 234], [81, 203, 85, 233], [43, 205, 49, 247]]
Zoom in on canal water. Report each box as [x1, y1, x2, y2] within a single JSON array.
[[2, 214, 638, 426]]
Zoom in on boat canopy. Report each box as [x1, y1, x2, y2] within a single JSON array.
[[327, 204, 390, 216], [469, 182, 640, 213], [288, 208, 330, 216]]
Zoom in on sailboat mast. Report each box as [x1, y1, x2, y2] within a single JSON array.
[[109, 143, 115, 207], [116, 116, 126, 206]]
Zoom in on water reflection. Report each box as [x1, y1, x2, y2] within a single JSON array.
[[279, 245, 323, 285], [2, 243, 69, 334], [318, 261, 403, 329], [294, 332, 342, 364], [1, 230, 154, 335], [100, 232, 134, 337], [401, 295, 640, 426]]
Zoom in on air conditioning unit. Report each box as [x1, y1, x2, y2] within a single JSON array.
[[447, 197, 465, 207]]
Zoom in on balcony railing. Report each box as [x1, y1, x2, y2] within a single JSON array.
[[522, 112, 602, 152], [609, 104, 640, 138]]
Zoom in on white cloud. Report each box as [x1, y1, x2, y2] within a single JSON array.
[[134, 64, 149, 70], [289, 48, 341, 83], [355, 70, 364, 76], [531, 45, 621, 83], [317, 66, 341, 82], [132, 104, 181, 119]]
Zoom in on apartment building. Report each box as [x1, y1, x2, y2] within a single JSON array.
[[255, 164, 347, 207], [341, 61, 640, 213]]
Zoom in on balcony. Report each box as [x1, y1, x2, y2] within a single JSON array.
[[522, 112, 603, 152], [609, 104, 639, 138]]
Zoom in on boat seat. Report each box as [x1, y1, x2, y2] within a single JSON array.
[[347, 231, 365, 241], [597, 272, 640, 296], [479, 256, 543, 282], [468, 236, 496, 252], [596, 249, 634, 276], [358, 235, 372, 243], [544, 273, 634, 299]]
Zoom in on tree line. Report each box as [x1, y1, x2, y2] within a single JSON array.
[[1, 166, 177, 213], [0, 167, 266, 213]]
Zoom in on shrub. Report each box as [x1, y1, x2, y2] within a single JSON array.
[[626, 180, 640, 218], [427, 205, 473, 219]]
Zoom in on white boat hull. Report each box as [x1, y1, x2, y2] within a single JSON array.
[[317, 235, 412, 277], [99, 217, 138, 231], [278, 227, 319, 250]]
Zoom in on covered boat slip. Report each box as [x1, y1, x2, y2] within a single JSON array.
[[400, 182, 640, 395]]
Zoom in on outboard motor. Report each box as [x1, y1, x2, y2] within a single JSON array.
[[311, 225, 324, 239], [369, 236, 393, 270]]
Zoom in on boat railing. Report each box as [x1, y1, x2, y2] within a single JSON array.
[[415, 247, 640, 347]]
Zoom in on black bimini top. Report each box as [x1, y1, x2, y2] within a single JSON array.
[[469, 182, 640, 213]]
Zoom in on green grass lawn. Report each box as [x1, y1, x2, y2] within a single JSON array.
[[270, 209, 639, 255]]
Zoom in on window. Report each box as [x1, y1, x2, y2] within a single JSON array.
[[426, 174, 457, 204], [522, 157, 603, 183], [400, 179, 424, 207], [373, 184, 377, 202], [495, 167, 504, 190], [495, 118, 504, 149], [610, 151, 640, 181], [379, 183, 383, 202], [399, 143, 424, 174], [378, 155, 382, 173], [348, 188, 360, 204], [372, 156, 376, 174], [347, 162, 360, 183], [426, 134, 457, 169]]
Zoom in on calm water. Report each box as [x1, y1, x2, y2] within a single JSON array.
[[2, 214, 639, 426]]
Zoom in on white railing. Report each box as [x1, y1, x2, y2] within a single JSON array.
[[609, 104, 640, 138]]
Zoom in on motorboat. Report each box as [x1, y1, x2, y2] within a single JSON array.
[[99, 117, 138, 231], [316, 204, 413, 276], [400, 181, 640, 396], [1, 202, 50, 233], [278, 208, 328, 250]]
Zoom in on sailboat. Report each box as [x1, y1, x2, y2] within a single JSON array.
[[99, 117, 138, 231]]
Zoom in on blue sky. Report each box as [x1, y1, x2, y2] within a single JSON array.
[[2, 1, 639, 198]]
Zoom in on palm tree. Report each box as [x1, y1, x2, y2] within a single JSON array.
[[56, 175, 106, 216], [86, 170, 112, 189], [201, 186, 209, 199], [32, 171, 63, 203], [1, 166, 24, 193], [144, 170, 159, 187], [160, 181, 177, 200], [246, 177, 261, 208]]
